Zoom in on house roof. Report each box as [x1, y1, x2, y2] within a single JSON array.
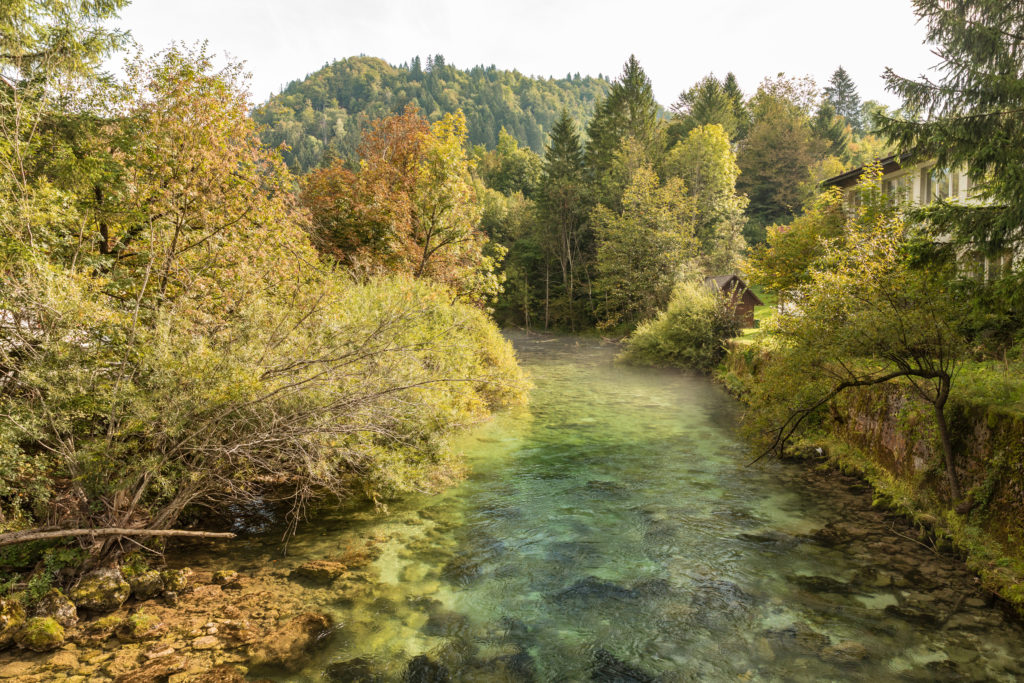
[[702, 275, 763, 306], [821, 152, 913, 189]]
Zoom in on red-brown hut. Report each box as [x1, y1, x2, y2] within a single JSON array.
[[703, 275, 763, 328]]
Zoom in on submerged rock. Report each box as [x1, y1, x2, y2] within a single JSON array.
[[325, 656, 384, 682], [115, 610, 166, 642], [247, 612, 332, 671], [821, 640, 868, 663], [404, 654, 450, 682], [789, 574, 853, 594], [15, 616, 64, 652], [761, 623, 831, 654], [689, 579, 755, 624], [128, 570, 165, 600], [32, 589, 77, 628], [71, 567, 130, 613], [290, 560, 347, 584], [554, 576, 638, 603], [0, 597, 26, 650], [212, 569, 239, 586], [422, 608, 471, 637], [591, 648, 655, 682]]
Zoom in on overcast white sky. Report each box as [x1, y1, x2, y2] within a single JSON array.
[[115, 0, 939, 107]]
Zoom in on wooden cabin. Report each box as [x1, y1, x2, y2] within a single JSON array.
[[703, 275, 762, 328]]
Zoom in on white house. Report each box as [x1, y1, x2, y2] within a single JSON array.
[[822, 154, 1015, 281]]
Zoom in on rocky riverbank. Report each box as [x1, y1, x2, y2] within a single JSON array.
[[0, 539, 386, 682]]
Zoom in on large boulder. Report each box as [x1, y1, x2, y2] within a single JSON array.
[[128, 570, 165, 600], [33, 589, 77, 628], [247, 612, 332, 671], [0, 598, 26, 650], [15, 616, 64, 652], [71, 567, 130, 613]]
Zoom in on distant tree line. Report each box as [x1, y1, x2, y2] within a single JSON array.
[[252, 55, 612, 172]]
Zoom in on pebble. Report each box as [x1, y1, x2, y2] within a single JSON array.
[[192, 635, 220, 650]]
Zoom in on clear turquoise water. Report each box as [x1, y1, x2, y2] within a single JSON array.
[[218, 334, 1024, 681]]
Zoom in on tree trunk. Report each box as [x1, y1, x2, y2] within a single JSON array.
[[933, 381, 963, 501]]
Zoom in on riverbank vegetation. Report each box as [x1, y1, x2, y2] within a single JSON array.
[[0, 0, 526, 602], [727, 0, 1024, 609]]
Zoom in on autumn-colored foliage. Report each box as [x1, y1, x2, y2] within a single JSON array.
[[303, 106, 504, 305]]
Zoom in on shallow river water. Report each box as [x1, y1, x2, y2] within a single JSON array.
[[198, 334, 1024, 681]]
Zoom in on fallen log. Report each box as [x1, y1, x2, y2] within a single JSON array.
[[0, 527, 236, 547]]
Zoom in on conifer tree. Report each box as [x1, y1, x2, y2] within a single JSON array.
[[539, 110, 589, 329], [670, 75, 738, 141], [824, 66, 862, 133], [584, 55, 662, 190], [880, 0, 1024, 336]]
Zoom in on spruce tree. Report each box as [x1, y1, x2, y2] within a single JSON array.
[[584, 55, 661, 185], [812, 101, 851, 158], [539, 110, 589, 329], [722, 72, 750, 139], [881, 0, 1024, 336], [671, 75, 738, 140], [824, 66, 862, 133]]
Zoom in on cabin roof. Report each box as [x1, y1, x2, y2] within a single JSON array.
[[702, 275, 763, 306]]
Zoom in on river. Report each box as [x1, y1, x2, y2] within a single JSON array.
[[190, 333, 1024, 681]]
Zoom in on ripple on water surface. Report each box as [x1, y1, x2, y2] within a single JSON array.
[[213, 334, 1024, 681]]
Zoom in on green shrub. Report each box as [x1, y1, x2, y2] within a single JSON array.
[[621, 280, 740, 371]]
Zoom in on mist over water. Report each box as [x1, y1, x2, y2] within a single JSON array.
[[207, 334, 1024, 681]]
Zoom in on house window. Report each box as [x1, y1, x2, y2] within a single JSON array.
[[882, 173, 910, 205], [921, 166, 960, 203]]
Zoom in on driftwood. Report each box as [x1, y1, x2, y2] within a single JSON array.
[[0, 527, 236, 547]]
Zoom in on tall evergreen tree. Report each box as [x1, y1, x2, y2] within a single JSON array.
[[722, 72, 750, 139], [880, 0, 1024, 337], [812, 101, 851, 158], [670, 75, 738, 141], [584, 55, 662, 189], [538, 110, 590, 329], [824, 66, 862, 133]]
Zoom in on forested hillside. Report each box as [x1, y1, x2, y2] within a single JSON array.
[[253, 55, 612, 171]]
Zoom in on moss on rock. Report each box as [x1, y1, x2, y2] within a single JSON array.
[[70, 567, 130, 613], [15, 616, 64, 652], [33, 589, 77, 628], [0, 597, 26, 650]]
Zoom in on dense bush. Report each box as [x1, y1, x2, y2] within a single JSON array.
[[0, 43, 526, 561], [621, 280, 740, 371]]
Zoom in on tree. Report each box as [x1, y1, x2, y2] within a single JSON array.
[[663, 124, 748, 273], [746, 186, 847, 297], [585, 55, 663, 203], [824, 66, 862, 133], [722, 72, 750, 139], [1, 45, 528, 562], [812, 101, 851, 158], [592, 167, 698, 328], [750, 171, 967, 500], [537, 110, 590, 329], [304, 106, 504, 305], [880, 0, 1024, 341], [737, 76, 829, 242], [479, 127, 543, 198], [670, 75, 740, 142]]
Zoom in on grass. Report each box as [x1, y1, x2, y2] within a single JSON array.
[[738, 285, 777, 341], [954, 357, 1024, 415]]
